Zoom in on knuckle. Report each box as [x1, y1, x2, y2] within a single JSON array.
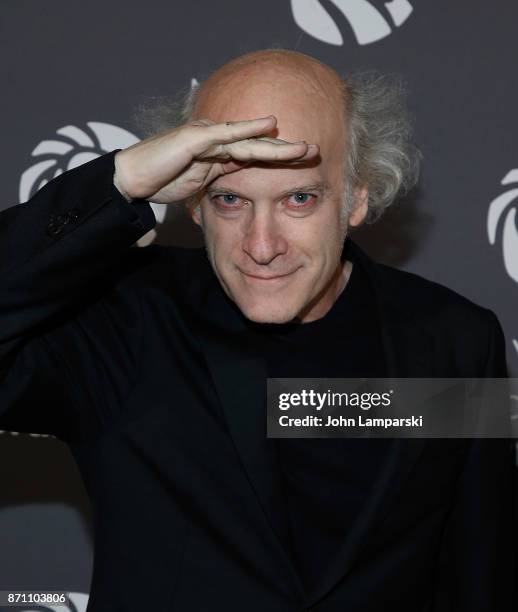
[[179, 124, 214, 154], [188, 117, 213, 127]]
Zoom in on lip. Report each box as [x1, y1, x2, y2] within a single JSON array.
[[241, 270, 296, 281]]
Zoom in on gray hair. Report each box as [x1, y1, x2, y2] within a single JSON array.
[[132, 71, 421, 224], [341, 71, 421, 223]]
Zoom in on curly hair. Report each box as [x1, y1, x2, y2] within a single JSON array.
[[341, 71, 421, 223], [131, 66, 421, 225]]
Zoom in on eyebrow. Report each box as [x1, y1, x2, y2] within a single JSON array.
[[205, 182, 331, 198]]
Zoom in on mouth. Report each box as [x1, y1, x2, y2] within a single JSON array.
[[240, 269, 298, 282]]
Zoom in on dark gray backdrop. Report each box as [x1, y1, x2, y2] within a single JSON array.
[[1, 2, 517, 608]]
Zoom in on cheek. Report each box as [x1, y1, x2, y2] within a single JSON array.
[[293, 211, 343, 255], [202, 204, 241, 239], [203, 223, 242, 272]]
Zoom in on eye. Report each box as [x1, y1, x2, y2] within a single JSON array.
[[210, 193, 245, 209], [286, 192, 317, 208], [220, 194, 239, 204]]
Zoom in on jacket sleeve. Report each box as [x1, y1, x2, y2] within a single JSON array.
[[0, 149, 156, 443], [432, 310, 517, 610]]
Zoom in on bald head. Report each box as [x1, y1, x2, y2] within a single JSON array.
[[176, 50, 418, 323], [185, 49, 372, 325], [191, 49, 348, 152]]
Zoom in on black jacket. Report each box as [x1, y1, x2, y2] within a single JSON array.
[[0, 150, 515, 611]]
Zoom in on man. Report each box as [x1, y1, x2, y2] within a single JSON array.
[[0, 49, 515, 611]]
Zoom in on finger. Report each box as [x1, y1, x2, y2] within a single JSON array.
[[189, 118, 216, 128], [222, 139, 319, 162], [252, 136, 300, 145], [198, 134, 315, 159], [199, 142, 319, 164], [251, 137, 322, 161], [198, 116, 278, 148]]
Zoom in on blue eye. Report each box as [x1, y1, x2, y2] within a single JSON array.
[[288, 193, 315, 207], [211, 192, 316, 210], [211, 194, 243, 208]]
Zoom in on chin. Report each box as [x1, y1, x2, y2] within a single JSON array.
[[236, 299, 301, 325]]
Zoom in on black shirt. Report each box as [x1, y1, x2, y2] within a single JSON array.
[[244, 240, 391, 592]]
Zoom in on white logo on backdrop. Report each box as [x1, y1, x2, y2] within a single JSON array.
[[487, 168, 518, 357], [19, 122, 166, 245], [290, 0, 413, 46]]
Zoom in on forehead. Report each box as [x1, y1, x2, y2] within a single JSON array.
[[194, 63, 347, 188], [206, 164, 331, 197], [196, 63, 345, 147]]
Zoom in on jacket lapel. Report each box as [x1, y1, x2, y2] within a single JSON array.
[[182, 256, 307, 599], [183, 240, 436, 607], [304, 239, 434, 607]]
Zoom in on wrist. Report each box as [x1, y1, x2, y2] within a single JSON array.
[[113, 152, 133, 203]]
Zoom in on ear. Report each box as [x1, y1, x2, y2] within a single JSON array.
[[188, 195, 203, 227], [348, 185, 368, 227], [191, 204, 202, 226]]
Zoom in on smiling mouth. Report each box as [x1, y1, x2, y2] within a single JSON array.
[[241, 270, 297, 281]]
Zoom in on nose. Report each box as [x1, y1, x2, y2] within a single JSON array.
[[241, 207, 288, 265]]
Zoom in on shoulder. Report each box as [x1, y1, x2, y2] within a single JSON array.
[[112, 244, 209, 292], [348, 239, 495, 330], [102, 244, 216, 316], [374, 260, 495, 326], [370, 260, 505, 375]]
